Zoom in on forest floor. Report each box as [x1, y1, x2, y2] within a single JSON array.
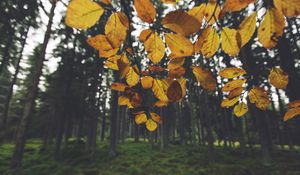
[[0, 140, 300, 175]]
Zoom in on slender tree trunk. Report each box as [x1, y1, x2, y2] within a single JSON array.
[[0, 27, 29, 130], [10, 1, 56, 169], [0, 27, 14, 75]]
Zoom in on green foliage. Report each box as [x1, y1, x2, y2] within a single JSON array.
[[1, 141, 300, 175]]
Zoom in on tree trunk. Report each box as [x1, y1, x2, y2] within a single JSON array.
[[10, 1, 56, 169]]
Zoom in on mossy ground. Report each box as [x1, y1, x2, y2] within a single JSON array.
[[1, 140, 300, 175]]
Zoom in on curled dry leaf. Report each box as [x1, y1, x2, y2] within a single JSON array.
[[65, 0, 104, 29]]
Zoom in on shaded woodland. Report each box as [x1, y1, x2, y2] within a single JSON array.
[[0, 0, 300, 174]]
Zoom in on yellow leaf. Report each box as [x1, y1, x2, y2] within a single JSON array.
[[221, 27, 240, 57], [283, 107, 300, 121], [223, 0, 255, 12], [168, 57, 185, 70], [152, 79, 169, 102], [191, 66, 216, 91], [238, 12, 257, 47], [269, 67, 288, 89], [134, 0, 156, 23], [222, 79, 246, 92], [141, 76, 154, 89], [188, 4, 205, 23], [144, 32, 165, 64], [135, 113, 147, 124], [86, 34, 118, 58], [234, 102, 248, 117], [105, 12, 129, 48], [111, 82, 128, 92], [219, 67, 247, 79], [167, 80, 183, 102], [274, 0, 300, 18], [204, 1, 221, 25], [126, 67, 140, 87], [65, 0, 104, 29], [104, 55, 121, 70], [162, 11, 201, 36], [150, 112, 161, 123], [154, 100, 168, 107], [248, 87, 270, 110], [221, 96, 240, 108], [165, 33, 194, 59], [228, 87, 244, 99], [146, 119, 158, 132], [178, 77, 187, 98], [288, 100, 300, 109], [168, 66, 186, 79], [194, 26, 219, 58], [118, 96, 130, 106], [117, 58, 130, 78], [258, 7, 285, 49]]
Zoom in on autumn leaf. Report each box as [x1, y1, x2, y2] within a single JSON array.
[[105, 55, 121, 70], [269, 67, 288, 89], [126, 67, 140, 87], [178, 77, 187, 98], [204, 1, 221, 25], [111, 82, 128, 92], [219, 67, 247, 79], [188, 4, 205, 23], [258, 7, 285, 49], [154, 100, 168, 107], [144, 32, 165, 64], [194, 26, 220, 59], [168, 66, 186, 79], [168, 57, 185, 70], [141, 76, 154, 89], [65, 0, 104, 29], [234, 102, 248, 117], [274, 0, 300, 18], [150, 112, 161, 123], [288, 100, 300, 109], [105, 12, 129, 48], [223, 0, 255, 12], [118, 96, 130, 106], [284, 107, 300, 121], [162, 11, 201, 36], [86, 34, 119, 58], [221, 96, 240, 108], [146, 119, 158, 131], [152, 79, 169, 102], [228, 87, 244, 99], [135, 113, 147, 124], [238, 12, 257, 47], [165, 33, 194, 59], [139, 29, 152, 42], [222, 79, 246, 92], [134, 0, 156, 23], [221, 27, 240, 57], [167, 80, 183, 102], [191, 66, 216, 91], [129, 92, 142, 108], [248, 87, 270, 110], [117, 57, 130, 78]]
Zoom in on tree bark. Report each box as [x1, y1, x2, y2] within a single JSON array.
[[10, 1, 56, 169]]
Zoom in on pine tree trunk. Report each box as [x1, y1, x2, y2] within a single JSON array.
[[10, 1, 56, 169], [0, 27, 29, 130]]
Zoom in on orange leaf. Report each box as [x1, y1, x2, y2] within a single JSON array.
[[222, 79, 246, 92], [165, 33, 194, 59], [219, 67, 247, 79], [134, 0, 156, 23], [191, 66, 216, 91], [284, 107, 300, 121], [269, 67, 288, 89]]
